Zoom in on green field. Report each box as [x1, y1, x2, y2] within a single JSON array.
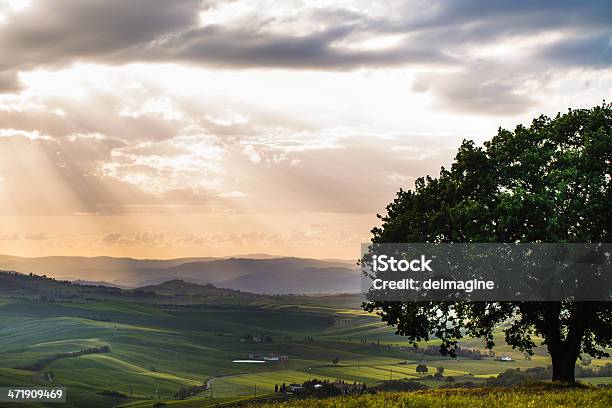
[[0, 275, 610, 407]]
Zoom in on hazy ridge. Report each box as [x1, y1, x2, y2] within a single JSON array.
[[0, 254, 360, 294]]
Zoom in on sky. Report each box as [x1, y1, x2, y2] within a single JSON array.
[[0, 0, 610, 260]]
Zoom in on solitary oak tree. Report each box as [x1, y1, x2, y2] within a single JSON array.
[[363, 104, 612, 382]]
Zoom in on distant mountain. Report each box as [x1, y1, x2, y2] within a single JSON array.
[[218, 266, 361, 294], [122, 258, 361, 293], [129, 257, 357, 286], [0, 254, 360, 294], [0, 254, 221, 283]]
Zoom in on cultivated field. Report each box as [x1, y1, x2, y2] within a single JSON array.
[[0, 274, 610, 407]]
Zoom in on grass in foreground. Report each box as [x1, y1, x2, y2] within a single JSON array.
[[255, 387, 612, 408]]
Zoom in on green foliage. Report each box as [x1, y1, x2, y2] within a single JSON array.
[[416, 364, 428, 374], [363, 104, 612, 382], [371, 379, 428, 392]]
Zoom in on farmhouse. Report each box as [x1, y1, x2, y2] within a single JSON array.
[[248, 353, 288, 362], [287, 384, 304, 392]]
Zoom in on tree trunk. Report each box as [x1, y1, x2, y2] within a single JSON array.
[[540, 302, 589, 384], [550, 350, 577, 382]]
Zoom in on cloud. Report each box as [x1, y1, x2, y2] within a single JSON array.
[[0, 0, 201, 69], [411, 67, 537, 115], [219, 133, 457, 213], [0, 0, 609, 113], [24, 232, 52, 240], [0, 0, 449, 74], [0, 1, 608, 71], [0, 3, 604, 260], [537, 32, 612, 68], [0, 232, 20, 241], [0, 0, 610, 222], [136, 23, 450, 70], [0, 131, 160, 216], [100, 232, 122, 244], [171, 228, 365, 249], [100, 232, 166, 246], [0, 70, 21, 92]]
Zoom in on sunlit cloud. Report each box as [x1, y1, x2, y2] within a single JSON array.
[[24, 232, 52, 241], [0, 128, 50, 140], [0, 0, 610, 258]]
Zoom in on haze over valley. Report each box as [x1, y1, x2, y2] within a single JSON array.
[[0, 254, 360, 294]]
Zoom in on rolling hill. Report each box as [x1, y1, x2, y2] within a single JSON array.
[[218, 266, 360, 294], [136, 279, 247, 297], [0, 255, 360, 294], [0, 271, 610, 408], [0, 271, 262, 302], [0, 254, 220, 282]]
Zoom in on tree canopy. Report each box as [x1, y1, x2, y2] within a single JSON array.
[[363, 104, 612, 382]]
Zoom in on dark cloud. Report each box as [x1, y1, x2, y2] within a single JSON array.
[[537, 32, 612, 68], [0, 71, 22, 92], [0, 0, 202, 71], [398, 0, 611, 36], [132, 24, 450, 70], [0, 0, 450, 72], [0, 1, 609, 110], [1, 1, 609, 72]]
